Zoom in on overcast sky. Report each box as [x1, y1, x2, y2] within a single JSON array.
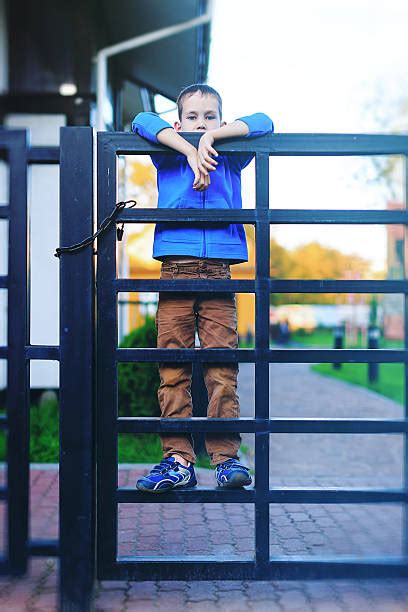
[[206, 0, 408, 273], [155, 1, 408, 273]]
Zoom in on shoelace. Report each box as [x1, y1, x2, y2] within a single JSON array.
[[150, 459, 175, 475], [217, 460, 249, 471]]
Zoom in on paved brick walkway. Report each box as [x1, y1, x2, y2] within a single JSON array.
[[1, 363, 408, 610]]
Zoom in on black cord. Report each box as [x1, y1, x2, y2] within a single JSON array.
[[54, 199, 137, 258]]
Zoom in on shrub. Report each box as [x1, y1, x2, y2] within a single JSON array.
[[117, 316, 211, 467], [30, 400, 59, 461], [0, 400, 59, 462], [118, 316, 160, 417]]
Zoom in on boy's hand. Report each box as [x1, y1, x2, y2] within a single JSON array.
[[187, 150, 211, 191], [197, 132, 219, 175]]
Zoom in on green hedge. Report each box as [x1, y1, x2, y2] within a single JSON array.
[[0, 400, 59, 462], [117, 318, 210, 466], [118, 316, 160, 417]]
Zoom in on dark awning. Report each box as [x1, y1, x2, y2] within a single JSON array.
[[7, 0, 211, 101]]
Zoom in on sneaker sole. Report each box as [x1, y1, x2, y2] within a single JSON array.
[[136, 481, 197, 494], [217, 473, 252, 488]]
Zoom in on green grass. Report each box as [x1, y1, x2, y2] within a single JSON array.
[[289, 327, 405, 405], [311, 362, 404, 404], [292, 327, 404, 350], [291, 327, 334, 346]]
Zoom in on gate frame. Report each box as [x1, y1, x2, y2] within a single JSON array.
[[91, 129, 408, 584], [59, 127, 95, 611], [0, 129, 29, 575]]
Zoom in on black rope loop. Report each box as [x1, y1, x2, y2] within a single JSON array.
[[54, 199, 137, 258]]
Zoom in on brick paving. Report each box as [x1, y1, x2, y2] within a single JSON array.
[[0, 362, 408, 610]]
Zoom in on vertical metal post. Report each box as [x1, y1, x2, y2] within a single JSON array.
[[59, 127, 95, 611], [7, 130, 30, 574], [367, 325, 380, 383], [96, 134, 119, 576], [333, 325, 344, 370], [404, 155, 408, 557], [254, 153, 270, 571]]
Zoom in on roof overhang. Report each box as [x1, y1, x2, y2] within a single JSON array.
[[7, 0, 211, 101]]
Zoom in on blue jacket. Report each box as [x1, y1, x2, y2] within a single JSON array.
[[131, 111, 274, 262]]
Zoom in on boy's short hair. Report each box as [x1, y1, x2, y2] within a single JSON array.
[[176, 84, 222, 120]]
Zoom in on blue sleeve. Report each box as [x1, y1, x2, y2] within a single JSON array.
[[131, 111, 172, 144], [235, 112, 274, 137]]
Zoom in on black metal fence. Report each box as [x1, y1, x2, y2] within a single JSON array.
[[2, 126, 408, 611], [0, 130, 59, 576]]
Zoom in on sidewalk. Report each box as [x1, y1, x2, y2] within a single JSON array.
[[0, 465, 407, 611], [0, 362, 408, 610]]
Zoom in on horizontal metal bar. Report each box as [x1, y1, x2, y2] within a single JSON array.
[[0, 130, 28, 148], [0, 128, 27, 154], [271, 279, 408, 294], [267, 488, 408, 504], [117, 416, 408, 434], [101, 556, 408, 581], [117, 487, 254, 503], [116, 279, 256, 293], [118, 208, 256, 223], [0, 206, 9, 219], [0, 415, 7, 430], [0, 346, 7, 358], [107, 559, 255, 581], [0, 276, 7, 289], [28, 539, 59, 556], [117, 487, 407, 505], [116, 347, 406, 364], [268, 209, 408, 224], [0, 486, 7, 500], [117, 347, 254, 363], [101, 131, 408, 155], [28, 147, 60, 165], [117, 208, 408, 225], [26, 345, 60, 360], [116, 278, 408, 295]]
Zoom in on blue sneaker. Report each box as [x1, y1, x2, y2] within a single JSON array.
[[136, 457, 197, 493], [215, 459, 252, 488]]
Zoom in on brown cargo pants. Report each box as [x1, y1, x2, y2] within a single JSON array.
[[156, 257, 241, 465]]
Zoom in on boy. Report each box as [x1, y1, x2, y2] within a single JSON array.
[[131, 84, 273, 493]]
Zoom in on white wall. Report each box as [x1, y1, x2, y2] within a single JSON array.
[[1, 114, 66, 389]]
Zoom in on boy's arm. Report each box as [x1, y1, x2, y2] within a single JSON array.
[[132, 112, 209, 191], [198, 113, 274, 174], [157, 128, 210, 192]]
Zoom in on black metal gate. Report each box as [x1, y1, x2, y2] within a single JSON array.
[[0, 129, 60, 575], [0, 127, 95, 609], [93, 129, 408, 583]]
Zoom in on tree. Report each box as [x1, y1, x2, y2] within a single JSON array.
[[357, 86, 408, 202], [270, 237, 292, 279], [270, 240, 376, 305]]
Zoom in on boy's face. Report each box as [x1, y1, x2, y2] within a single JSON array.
[[174, 92, 226, 132]]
